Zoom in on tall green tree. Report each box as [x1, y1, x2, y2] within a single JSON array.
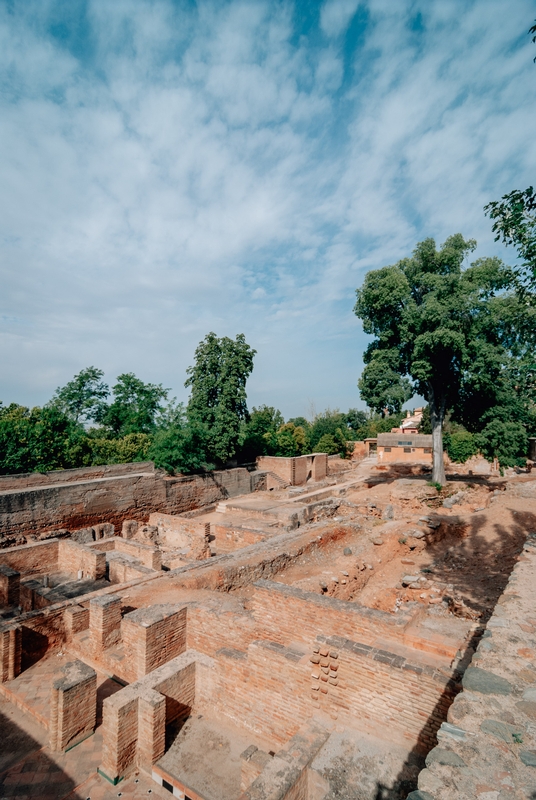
[[354, 235, 527, 484], [0, 403, 85, 474], [185, 333, 256, 465], [49, 366, 109, 424], [484, 187, 536, 292], [98, 373, 169, 436], [357, 350, 412, 415]]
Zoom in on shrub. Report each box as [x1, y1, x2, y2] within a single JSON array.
[[444, 431, 478, 463]]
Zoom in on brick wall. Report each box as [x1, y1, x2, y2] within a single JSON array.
[[0, 462, 155, 491], [49, 659, 97, 751], [0, 565, 20, 606], [58, 539, 106, 580], [107, 557, 154, 585], [89, 594, 121, 651], [121, 605, 187, 682], [186, 601, 256, 657], [251, 580, 412, 650], [211, 523, 266, 553], [0, 466, 262, 543], [0, 540, 59, 575], [100, 650, 209, 782]]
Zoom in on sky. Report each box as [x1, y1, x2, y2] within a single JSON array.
[[1, 0, 535, 419]]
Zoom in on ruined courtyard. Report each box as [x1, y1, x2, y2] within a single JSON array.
[[0, 453, 535, 800]]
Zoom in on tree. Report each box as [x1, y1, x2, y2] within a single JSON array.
[[49, 366, 109, 424], [484, 187, 536, 292], [185, 333, 256, 465], [354, 234, 524, 484], [475, 420, 528, 468], [241, 405, 285, 459], [0, 403, 85, 474], [357, 349, 412, 415], [99, 373, 169, 437]]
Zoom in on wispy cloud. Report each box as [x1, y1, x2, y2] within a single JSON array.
[[0, 0, 534, 416]]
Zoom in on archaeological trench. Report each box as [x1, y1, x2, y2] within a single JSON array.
[[0, 453, 535, 799]]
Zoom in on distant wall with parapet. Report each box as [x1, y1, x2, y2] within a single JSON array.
[[0, 463, 265, 544]]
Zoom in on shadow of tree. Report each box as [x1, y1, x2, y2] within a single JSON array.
[[422, 507, 532, 622], [370, 506, 532, 799]]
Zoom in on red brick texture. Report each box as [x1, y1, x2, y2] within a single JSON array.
[[49, 659, 97, 751]]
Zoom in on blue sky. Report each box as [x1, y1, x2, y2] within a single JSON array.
[[1, 0, 535, 419]]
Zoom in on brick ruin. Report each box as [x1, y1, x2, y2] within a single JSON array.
[[0, 455, 535, 799]]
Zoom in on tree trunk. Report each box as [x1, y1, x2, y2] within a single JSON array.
[[428, 384, 446, 485]]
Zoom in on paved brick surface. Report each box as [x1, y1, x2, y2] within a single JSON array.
[[0, 651, 123, 729]]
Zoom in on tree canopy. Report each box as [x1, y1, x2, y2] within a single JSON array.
[[185, 333, 256, 465], [354, 234, 533, 483]]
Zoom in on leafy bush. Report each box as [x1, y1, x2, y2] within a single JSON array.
[[475, 420, 528, 467], [444, 431, 478, 463]]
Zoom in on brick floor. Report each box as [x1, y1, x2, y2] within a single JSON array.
[[0, 651, 123, 729]]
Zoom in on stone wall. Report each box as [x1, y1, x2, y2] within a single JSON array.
[[410, 533, 536, 800], [0, 464, 264, 543]]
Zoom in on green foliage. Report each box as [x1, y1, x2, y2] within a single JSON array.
[[241, 405, 284, 459], [345, 409, 368, 432], [485, 187, 536, 292], [419, 405, 431, 434], [315, 433, 341, 455], [49, 367, 109, 424], [86, 433, 152, 465], [99, 373, 169, 437], [271, 423, 309, 457], [427, 481, 442, 492], [443, 431, 478, 464], [0, 403, 85, 474], [148, 419, 213, 474], [185, 332, 256, 465], [358, 349, 412, 415], [308, 409, 349, 451], [475, 420, 528, 467], [354, 233, 531, 483]]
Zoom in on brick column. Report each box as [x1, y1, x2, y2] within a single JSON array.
[[137, 689, 166, 770], [89, 594, 121, 651], [64, 605, 89, 641], [49, 660, 97, 751], [0, 625, 21, 682], [0, 565, 20, 607]]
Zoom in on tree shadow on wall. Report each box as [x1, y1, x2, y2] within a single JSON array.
[[423, 506, 533, 623], [371, 508, 532, 799]]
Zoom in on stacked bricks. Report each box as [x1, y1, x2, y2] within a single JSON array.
[[121, 604, 187, 682], [0, 464, 259, 542], [0, 539, 59, 577], [137, 688, 166, 770], [64, 605, 89, 640], [309, 643, 339, 720], [311, 634, 458, 751], [49, 659, 97, 751], [89, 594, 121, 651], [0, 625, 21, 682], [252, 580, 413, 651], [100, 650, 208, 783], [58, 539, 106, 580], [0, 564, 20, 607]]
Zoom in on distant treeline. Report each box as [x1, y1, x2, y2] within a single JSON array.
[[0, 333, 401, 476]]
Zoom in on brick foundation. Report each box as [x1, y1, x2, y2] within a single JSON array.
[[49, 659, 97, 751], [89, 594, 121, 651]]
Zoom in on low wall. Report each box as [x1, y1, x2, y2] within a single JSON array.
[[0, 465, 264, 544], [252, 580, 414, 651], [99, 650, 211, 782], [0, 462, 155, 491], [0, 539, 59, 576]]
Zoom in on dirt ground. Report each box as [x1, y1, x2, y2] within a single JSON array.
[[271, 471, 536, 627]]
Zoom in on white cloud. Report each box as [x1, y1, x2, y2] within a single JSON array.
[[0, 0, 534, 416]]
